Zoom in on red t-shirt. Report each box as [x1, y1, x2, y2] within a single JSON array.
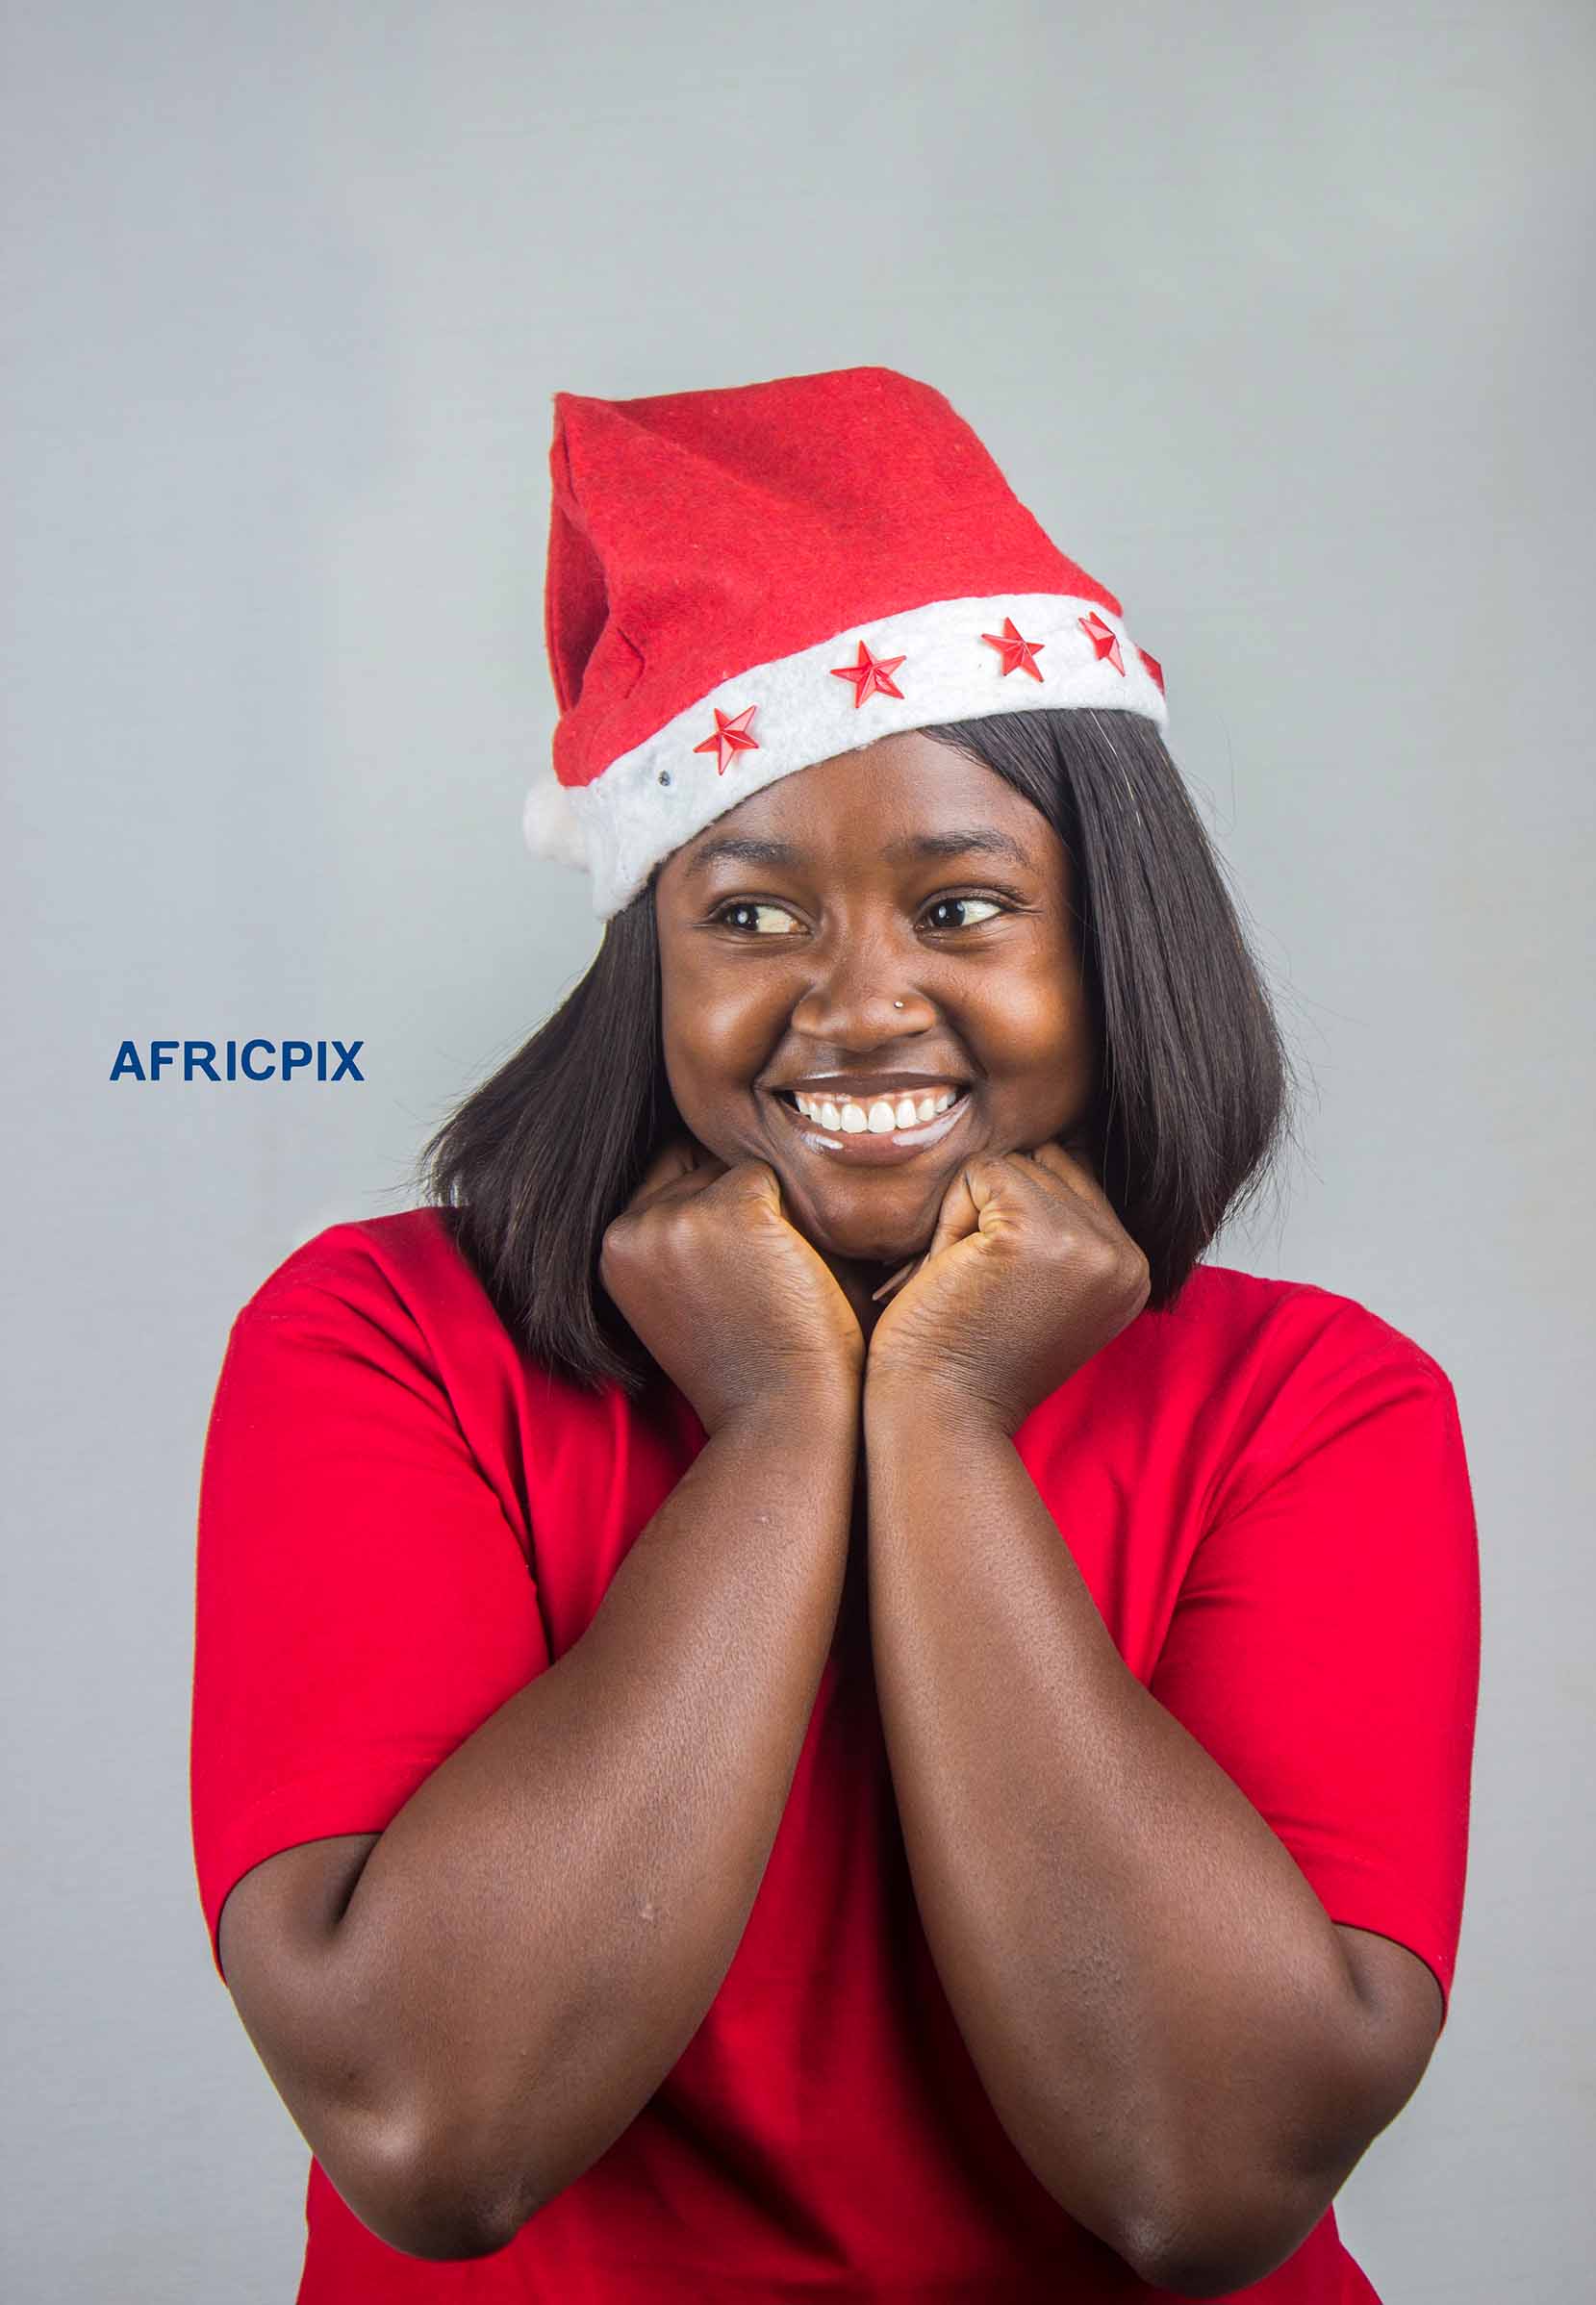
[[190, 1208, 1480, 2302]]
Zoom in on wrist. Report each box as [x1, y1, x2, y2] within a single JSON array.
[[716, 1375, 862, 1445], [863, 1368, 1013, 1444]]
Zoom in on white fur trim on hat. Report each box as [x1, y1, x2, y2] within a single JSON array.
[[525, 589, 1166, 919]]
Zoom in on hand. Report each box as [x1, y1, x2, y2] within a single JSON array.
[[863, 1139, 1151, 1436], [599, 1133, 865, 1435]]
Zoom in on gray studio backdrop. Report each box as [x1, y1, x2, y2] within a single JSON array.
[[4, 2, 1592, 2297]]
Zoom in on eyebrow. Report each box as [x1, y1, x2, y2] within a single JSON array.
[[681, 827, 1037, 883]]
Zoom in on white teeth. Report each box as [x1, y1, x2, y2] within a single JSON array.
[[792, 1086, 960, 1132]]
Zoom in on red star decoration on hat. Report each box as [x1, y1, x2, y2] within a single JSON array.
[[1137, 646, 1164, 695], [830, 640, 906, 707], [980, 617, 1046, 680], [1078, 611, 1126, 676], [693, 703, 761, 774]]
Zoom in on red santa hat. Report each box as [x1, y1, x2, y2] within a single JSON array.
[[522, 364, 1167, 919]]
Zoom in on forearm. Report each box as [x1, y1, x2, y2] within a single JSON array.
[[327, 1387, 859, 2243], [863, 1383, 1366, 2280]]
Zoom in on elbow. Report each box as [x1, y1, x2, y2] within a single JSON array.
[[361, 2205, 516, 2267], [323, 2106, 536, 2265], [315, 2030, 636, 2261], [378, 2186, 525, 2267], [1123, 2176, 1330, 2298], [1132, 2239, 1303, 2300]]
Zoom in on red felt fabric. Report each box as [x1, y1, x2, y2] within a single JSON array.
[[545, 366, 1126, 790], [190, 1209, 1479, 2302]]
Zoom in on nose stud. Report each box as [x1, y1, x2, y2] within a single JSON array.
[[893, 1000, 904, 1009]]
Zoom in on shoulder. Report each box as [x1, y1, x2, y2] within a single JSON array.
[[219, 1208, 617, 1450], [1148, 1260, 1457, 1393], [1150, 1265, 1466, 1532], [223, 1207, 518, 1388], [238, 1206, 482, 1324], [1106, 1262, 1461, 1490]]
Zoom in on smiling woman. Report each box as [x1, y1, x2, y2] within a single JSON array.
[[422, 703, 1294, 1389], [190, 367, 1478, 2305]]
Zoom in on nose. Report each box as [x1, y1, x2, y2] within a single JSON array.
[[786, 931, 935, 1043]]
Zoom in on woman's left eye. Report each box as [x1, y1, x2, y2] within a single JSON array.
[[924, 896, 1003, 929]]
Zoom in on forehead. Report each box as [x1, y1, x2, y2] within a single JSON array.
[[663, 731, 1052, 892]]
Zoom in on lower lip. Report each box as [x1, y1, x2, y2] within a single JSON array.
[[769, 1090, 971, 1165]]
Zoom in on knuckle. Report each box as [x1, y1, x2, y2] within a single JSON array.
[[1121, 1247, 1152, 1304]]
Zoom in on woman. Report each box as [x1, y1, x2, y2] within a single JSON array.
[[190, 367, 1480, 2302]]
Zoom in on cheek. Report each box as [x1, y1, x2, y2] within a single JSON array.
[[983, 977, 1096, 1123], [660, 975, 772, 1093], [992, 965, 1089, 1064]]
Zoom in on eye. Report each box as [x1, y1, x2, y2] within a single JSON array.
[[924, 895, 1005, 930], [709, 899, 802, 936], [707, 892, 1011, 936]]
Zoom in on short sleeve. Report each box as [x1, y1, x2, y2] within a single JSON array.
[[1148, 1332, 1481, 2031], [190, 1268, 552, 1985]]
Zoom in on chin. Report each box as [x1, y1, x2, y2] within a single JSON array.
[[781, 1196, 934, 1266]]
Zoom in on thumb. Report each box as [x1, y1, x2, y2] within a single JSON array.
[[625, 1132, 725, 1215], [723, 1155, 790, 1222], [872, 1163, 985, 1302], [923, 1162, 985, 1265]]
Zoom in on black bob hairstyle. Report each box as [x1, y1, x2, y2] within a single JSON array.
[[415, 707, 1303, 1400]]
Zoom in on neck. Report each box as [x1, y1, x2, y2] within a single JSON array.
[[821, 1251, 900, 1347]]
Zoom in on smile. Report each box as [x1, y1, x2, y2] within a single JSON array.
[[769, 1086, 972, 1165]]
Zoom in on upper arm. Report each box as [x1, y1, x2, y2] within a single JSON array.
[[190, 1273, 550, 1980], [1144, 1924, 1448, 2297], [216, 1833, 382, 2119], [1143, 1334, 1479, 2291], [1150, 1338, 1479, 2041], [216, 1833, 457, 2257], [1327, 1921, 1445, 2151], [190, 1265, 553, 2256]]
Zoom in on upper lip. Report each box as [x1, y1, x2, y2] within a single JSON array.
[[771, 1074, 969, 1098]]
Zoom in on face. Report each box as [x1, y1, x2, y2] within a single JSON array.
[[651, 730, 1098, 1286]]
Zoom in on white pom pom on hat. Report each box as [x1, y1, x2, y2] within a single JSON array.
[[519, 760, 589, 875]]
